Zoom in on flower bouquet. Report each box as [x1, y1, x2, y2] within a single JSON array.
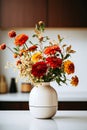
[[0, 21, 79, 87]]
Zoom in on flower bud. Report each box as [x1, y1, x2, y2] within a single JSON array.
[[13, 53, 18, 58], [0, 43, 6, 50], [16, 60, 22, 65], [39, 36, 43, 42], [8, 30, 16, 38], [38, 21, 43, 25]]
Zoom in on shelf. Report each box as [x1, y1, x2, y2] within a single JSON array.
[[0, 92, 87, 110], [0, 91, 87, 102]]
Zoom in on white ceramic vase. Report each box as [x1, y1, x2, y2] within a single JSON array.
[[29, 82, 58, 119]]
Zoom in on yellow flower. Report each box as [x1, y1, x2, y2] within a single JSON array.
[[63, 60, 75, 74], [31, 52, 42, 63]]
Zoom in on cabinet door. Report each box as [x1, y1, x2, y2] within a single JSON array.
[[48, 0, 87, 27], [0, 0, 47, 28]]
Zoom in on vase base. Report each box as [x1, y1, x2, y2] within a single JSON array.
[[30, 106, 57, 119]]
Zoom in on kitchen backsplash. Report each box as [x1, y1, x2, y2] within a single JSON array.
[[0, 28, 87, 92]]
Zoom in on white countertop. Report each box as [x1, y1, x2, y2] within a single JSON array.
[[0, 91, 87, 102], [0, 111, 87, 130]]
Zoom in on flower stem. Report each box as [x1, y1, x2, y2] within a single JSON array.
[[25, 43, 28, 49], [7, 46, 14, 53]]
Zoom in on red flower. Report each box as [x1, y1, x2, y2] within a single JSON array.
[[31, 61, 47, 77], [8, 30, 16, 38], [14, 34, 28, 46], [0, 43, 6, 50], [44, 45, 61, 55], [28, 45, 37, 52], [46, 57, 62, 68]]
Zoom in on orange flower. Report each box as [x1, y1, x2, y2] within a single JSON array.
[[0, 43, 6, 50], [70, 76, 79, 86], [14, 34, 28, 46], [44, 45, 61, 55], [63, 60, 75, 74], [8, 30, 16, 38]]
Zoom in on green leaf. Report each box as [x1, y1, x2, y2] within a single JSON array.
[[56, 77, 61, 86], [60, 53, 64, 59], [35, 22, 45, 32], [13, 47, 19, 51], [14, 52, 19, 55], [64, 54, 70, 60], [59, 38, 64, 43], [29, 41, 34, 45], [32, 34, 37, 37]]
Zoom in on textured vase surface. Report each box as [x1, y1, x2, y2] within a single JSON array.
[[29, 82, 58, 119]]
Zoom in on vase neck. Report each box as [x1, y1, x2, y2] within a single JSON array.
[[35, 82, 50, 87], [39, 82, 50, 87]]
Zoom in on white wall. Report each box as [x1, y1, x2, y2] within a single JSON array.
[[0, 28, 87, 93]]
